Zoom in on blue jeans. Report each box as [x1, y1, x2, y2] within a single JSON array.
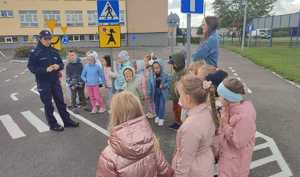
[[107, 87, 113, 106], [154, 88, 165, 120]]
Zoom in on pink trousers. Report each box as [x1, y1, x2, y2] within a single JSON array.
[[86, 86, 105, 109]]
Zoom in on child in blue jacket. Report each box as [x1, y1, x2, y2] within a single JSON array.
[[148, 60, 170, 126], [81, 53, 106, 114]]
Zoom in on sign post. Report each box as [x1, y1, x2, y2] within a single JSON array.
[[98, 25, 121, 48], [181, 0, 204, 65], [241, 0, 248, 51], [97, 0, 121, 49]]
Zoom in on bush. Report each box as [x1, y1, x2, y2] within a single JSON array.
[[14, 46, 33, 58], [176, 37, 202, 44]]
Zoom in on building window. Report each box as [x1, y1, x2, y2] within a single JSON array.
[[68, 35, 85, 42], [19, 10, 38, 27], [43, 11, 61, 26], [0, 36, 17, 43], [87, 10, 97, 26], [89, 34, 98, 41], [0, 10, 13, 18], [65, 11, 83, 27]]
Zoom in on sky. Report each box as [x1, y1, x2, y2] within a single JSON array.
[[168, 0, 300, 27]]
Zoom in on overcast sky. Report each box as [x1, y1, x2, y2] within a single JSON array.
[[168, 0, 300, 27]]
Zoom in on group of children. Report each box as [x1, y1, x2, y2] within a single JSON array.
[[93, 51, 257, 177]]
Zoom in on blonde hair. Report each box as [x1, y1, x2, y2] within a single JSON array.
[[109, 91, 144, 130], [109, 91, 161, 152], [188, 61, 205, 75], [180, 74, 220, 127], [197, 65, 217, 78]]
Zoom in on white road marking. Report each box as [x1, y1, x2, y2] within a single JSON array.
[[31, 89, 109, 136], [14, 75, 19, 78], [0, 114, 26, 139], [231, 69, 236, 73], [0, 50, 7, 58], [5, 79, 11, 82], [21, 111, 49, 133], [0, 68, 7, 72], [228, 67, 233, 70], [252, 131, 293, 176], [40, 108, 64, 126], [20, 72, 25, 75], [30, 85, 39, 95], [233, 72, 238, 76], [68, 109, 109, 136], [10, 92, 19, 101], [237, 77, 241, 81], [247, 88, 253, 94], [271, 71, 300, 89]]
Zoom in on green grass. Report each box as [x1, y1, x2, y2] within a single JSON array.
[[222, 46, 300, 84]]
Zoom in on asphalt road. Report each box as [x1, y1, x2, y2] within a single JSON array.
[[0, 47, 299, 177]]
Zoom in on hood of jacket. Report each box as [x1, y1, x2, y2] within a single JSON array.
[[108, 116, 155, 160], [169, 52, 185, 72]]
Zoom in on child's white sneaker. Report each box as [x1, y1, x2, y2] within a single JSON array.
[[158, 119, 164, 127], [98, 108, 106, 113], [91, 107, 97, 114], [155, 117, 159, 124]]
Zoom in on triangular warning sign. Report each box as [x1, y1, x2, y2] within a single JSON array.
[[100, 1, 118, 20]]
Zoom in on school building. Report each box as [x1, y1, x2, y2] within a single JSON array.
[[0, 0, 168, 47]]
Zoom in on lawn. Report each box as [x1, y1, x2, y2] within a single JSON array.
[[222, 46, 300, 84]]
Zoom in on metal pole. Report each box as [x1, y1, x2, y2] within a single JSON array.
[[247, 31, 251, 48], [187, 13, 192, 65], [241, 0, 248, 51], [171, 27, 175, 54]]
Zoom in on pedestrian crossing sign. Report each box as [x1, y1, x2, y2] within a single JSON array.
[[97, 0, 119, 24], [98, 25, 121, 48]]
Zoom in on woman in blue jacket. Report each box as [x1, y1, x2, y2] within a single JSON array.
[[192, 16, 220, 67]]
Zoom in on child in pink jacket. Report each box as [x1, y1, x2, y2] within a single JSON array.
[[216, 78, 257, 177], [96, 91, 173, 177], [172, 74, 216, 177]]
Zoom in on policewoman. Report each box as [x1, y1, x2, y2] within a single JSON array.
[[27, 30, 79, 132]]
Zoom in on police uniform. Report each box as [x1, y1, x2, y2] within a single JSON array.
[[27, 30, 78, 131]]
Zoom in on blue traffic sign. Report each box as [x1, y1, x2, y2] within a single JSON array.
[[181, 0, 204, 14], [62, 36, 69, 44], [97, 0, 119, 24]]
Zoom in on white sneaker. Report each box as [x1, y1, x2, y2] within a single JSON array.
[[155, 117, 159, 124], [158, 119, 164, 127]]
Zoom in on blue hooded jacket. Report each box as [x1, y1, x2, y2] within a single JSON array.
[[147, 59, 171, 100], [114, 60, 132, 91], [81, 64, 105, 86]]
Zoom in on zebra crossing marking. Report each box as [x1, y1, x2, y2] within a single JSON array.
[[40, 108, 64, 126], [0, 114, 26, 139], [21, 111, 49, 133]]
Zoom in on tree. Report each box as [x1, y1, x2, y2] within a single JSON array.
[[213, 0, 277, 30], [197, 26, 203, 35], [176, 26, 183, 36]]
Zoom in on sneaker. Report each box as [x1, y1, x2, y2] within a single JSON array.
[[158, 119, 164, 126], [155, 117, 159, 124], [99, 108, 106, 113], [91, 107, 97, 114], [168, 123, 181, 130]]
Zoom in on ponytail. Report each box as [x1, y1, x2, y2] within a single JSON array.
[[208, 86, 220, 128], [203, 81, 220, 128]]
